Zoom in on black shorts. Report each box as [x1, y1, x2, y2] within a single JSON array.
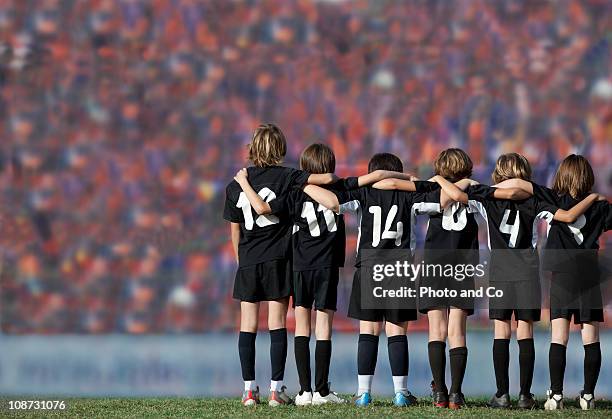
[[233, 259, 292, 302], [489, 280, 541, 321], [489, 309, 541, 322], [293, 268, 339, 311], [348, 269, 417, 323], [417, 275, 475, 315], [549, 272, 604, 324]]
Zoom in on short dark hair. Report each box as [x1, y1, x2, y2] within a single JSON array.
[[368, 153, 403, 173], [299, 143, 336, 174]]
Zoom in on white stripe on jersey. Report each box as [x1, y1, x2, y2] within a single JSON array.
[[338, 199, 362, 255], [533, 210, 554, 248], [468, 199, 491, 250], [410, 202, 442, 252], [292, 224, 299, 234]]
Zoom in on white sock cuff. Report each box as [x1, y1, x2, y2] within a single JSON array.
[[270, 380, 283, 392], [357, 374, 374, 395], [244, 380, 257, 391], [392, 375, 408, 393]]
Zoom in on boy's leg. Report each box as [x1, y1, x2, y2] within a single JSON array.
[[492, 320, 511, 398], [240, 301, 259, 391], [357, 321, 381, 396], [386, 321, 408, 395], [314, 309, 334, 396], [427, 308, 448, 394], [294, 306, 312, 395], [448, 308, 468, 399], [549, 318, 570, 395], [268, 298, 289, 392], [581, 321, 601, 395], [517, 320, 535, 397]]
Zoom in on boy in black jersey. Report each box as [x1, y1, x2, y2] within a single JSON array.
[[434, 153, 599, 409], [234, 144, 413, 405], [498, 155, 610, 410], [303, 153, 442, 407], [374, 148, 478, 409], [223, 124, 337, 407]]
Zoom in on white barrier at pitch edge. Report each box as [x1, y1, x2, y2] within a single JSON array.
[[0, 332, 609, 397]]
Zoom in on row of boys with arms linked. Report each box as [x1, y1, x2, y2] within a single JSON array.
[[224, 123, 611, 410]]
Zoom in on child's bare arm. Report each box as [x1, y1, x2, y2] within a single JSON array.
[[303, 185, 340, 213], [491, 188, 532, 200], [230, 222, 240, 263], [307, 173, 339, 185], [358, 170, 416, 187], [494, 178, 534, 194], [553, 193, 602, 223], [372, 178, 417, 191], [234, 169, 271, 215], [431, 175, 468, 205]]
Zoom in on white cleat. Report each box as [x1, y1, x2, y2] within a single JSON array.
[[312, 390, 346, 405], [544, 389, 563, 410], [295, 391, 313, 406], [579, 392, 595, 410]]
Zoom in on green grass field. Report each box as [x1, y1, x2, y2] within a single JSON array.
[[1, 397, 610, 418]]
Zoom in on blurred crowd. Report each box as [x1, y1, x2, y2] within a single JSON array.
[[0, 0, 610, 333]]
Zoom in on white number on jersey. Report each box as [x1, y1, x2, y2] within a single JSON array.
[[236, 187, 279, 230], [442, 202, 468, 231], [568, 214, 586, 245], [499, 209, 520, 248], [300, 201, 337, 237], [369, 205, 403, 247]]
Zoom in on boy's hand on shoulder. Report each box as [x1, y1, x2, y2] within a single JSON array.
[[234, 168, 248, 185], [595, 193, 608, 202]]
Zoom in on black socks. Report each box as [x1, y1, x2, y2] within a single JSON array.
[[270, 328, 287, 381], [518, 338, 535, 396], [239, 331, 256, 381], [549, 343, 566, 394], [449, 346, 468, 394], [294, 336, 311, 393], [358, 334, 379, 375], [388, 335, 408, 376], [428, 341, 447, 393], [493, 339, 510, 397], [583, 342, 601, 394], [315, 340, 332, 396]]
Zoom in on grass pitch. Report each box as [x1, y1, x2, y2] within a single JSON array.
[[1, 397, 610, 418]]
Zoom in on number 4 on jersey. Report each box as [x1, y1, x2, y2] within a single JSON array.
[[236, 187, 279, 230]]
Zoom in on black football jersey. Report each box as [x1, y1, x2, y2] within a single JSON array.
[[276, 177, 359, 271], [467, 184, 559, 250], [335, 186, 440, 267], [223, 166, 310, 267], [533, 184, 612, 250], [415, 181, 479, 251]]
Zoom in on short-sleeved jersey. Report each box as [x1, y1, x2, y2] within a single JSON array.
[[278, 177, 359, 271], [467, 184, 559, 250], [415, 181, 479, 251], [335, 186, 440, 267], [223, 166, 310, 267], [533, 185, 612, 250]]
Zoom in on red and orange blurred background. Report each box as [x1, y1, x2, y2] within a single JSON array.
[[0, 0, 610, 334]]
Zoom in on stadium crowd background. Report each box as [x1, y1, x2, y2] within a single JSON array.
[[0, 0, 610, 333]]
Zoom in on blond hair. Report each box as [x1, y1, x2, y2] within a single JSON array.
[[552, 154, 594, 199], [433, 148, 473, 182], [248, 123, 287, 167], [492, 153, 532, 184]]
